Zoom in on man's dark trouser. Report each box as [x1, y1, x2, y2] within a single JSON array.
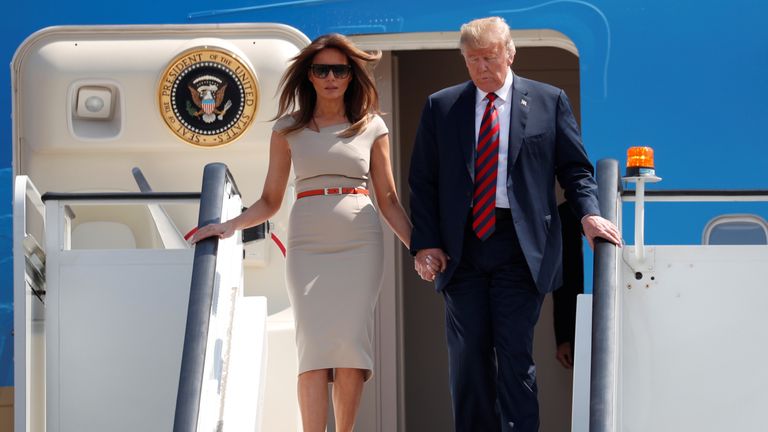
[[443, 209, 545, 432]]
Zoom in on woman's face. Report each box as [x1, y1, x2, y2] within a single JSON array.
[[308, 48, 352, 102]]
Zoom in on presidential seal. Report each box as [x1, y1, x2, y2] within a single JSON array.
[[158, 47, 258, 147]]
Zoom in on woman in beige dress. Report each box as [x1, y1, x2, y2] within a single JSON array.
[[190, 34, 411, 432]]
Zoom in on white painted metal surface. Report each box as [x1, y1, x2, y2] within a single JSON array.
[[12, 176, 46, 432], [573, 177, 768, 432], [198, 183, 244, 431], [574, 248, 768, 432], [43, 198, 194, 432], [55, 251, 192, 431], [222, 296, 268, 431], [262, 307, 300, 432], [619, 245, 768, 432], [571, 294, 593, 432]]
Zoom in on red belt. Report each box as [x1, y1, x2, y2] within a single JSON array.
[[296, 187, 369, 199]]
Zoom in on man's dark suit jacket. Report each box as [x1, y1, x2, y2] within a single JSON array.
[[409, 74, 600, 294]]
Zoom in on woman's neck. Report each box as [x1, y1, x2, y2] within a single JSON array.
[[309, 100, 348, 131], [313, 98, 346, 121]]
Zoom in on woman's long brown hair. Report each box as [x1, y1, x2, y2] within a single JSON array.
[[273, 33, 382, 138]]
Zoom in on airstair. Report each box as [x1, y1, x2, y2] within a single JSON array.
[[572, 158, 768, 431], [14, 163, 272, 431]]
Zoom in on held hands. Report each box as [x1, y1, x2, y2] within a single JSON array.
[[188, 221, 236, 244], [414, 248, 449, 282], [581, 215, 622, 249]]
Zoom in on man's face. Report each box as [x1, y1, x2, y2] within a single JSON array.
[[462, 41, 514, 93]]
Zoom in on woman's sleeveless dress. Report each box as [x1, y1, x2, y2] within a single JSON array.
[[273, 114, 388, 381]]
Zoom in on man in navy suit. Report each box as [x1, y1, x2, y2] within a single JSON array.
[[408, 17, 621, 431]]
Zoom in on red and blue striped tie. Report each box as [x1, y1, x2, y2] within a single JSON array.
[[472, 92, 500, 240]]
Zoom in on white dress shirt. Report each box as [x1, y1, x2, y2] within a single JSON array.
[[474, 68, 513, 209]]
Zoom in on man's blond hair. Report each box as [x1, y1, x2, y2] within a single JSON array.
[[459, 17, 516, 57]]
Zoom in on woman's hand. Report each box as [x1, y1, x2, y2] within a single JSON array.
[[188, 221, 236, 244], [414, 248, 449, 282]]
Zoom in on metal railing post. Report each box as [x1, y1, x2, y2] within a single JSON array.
[[590, 159, 621, 432]]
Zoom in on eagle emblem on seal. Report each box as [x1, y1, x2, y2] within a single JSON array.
[[187, 75, 233, 124], [159, 47, 258, 147]]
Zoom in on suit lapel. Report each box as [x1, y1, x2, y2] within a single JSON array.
[[455, 82, 477, 181], [508, 74, 530, 170]]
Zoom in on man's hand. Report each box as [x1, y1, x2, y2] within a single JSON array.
[[582, 215, 622, 249], [555, 342, 574, 369], [414, 248, 449, 282]]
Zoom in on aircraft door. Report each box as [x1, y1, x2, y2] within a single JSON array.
[[11, 23, 314, 432]]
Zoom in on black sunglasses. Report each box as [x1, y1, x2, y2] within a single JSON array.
[[310, 64, 352, 79]]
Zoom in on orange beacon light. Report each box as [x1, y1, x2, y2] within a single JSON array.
[[625, 146, 656, 177]]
